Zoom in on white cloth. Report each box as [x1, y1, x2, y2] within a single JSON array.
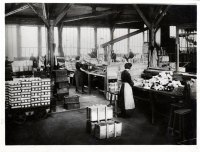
[[124, 83, 135, 110]]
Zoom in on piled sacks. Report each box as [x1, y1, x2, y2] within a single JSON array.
[[86, 105, 122, 139]]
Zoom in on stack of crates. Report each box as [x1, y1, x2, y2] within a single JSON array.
[[86, 105, 122, 139], [5, 81, 10, 109], [31, 78, 41, 107], [54, 70, 69, 100], [21, 78, 31, 108], [41, 78, 51, 106], [8, 81, 21, 109]]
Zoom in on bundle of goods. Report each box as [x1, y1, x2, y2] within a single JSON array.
[[64, 95, 80, 110], [140, 71, 183, 91], [21, 78, 31, 108], [41, 79, 51, 106], [31, 78, 41, 107], [86, 105, 122, 139], [8, 80, 21, 109]]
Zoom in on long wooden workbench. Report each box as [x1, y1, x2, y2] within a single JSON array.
[[132, 86, 184, 124]]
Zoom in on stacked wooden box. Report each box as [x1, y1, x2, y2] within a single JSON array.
[[64, 95, 80, 110], [6, 77, 51, 109], [5, 81, 10, 109], [86, 105, 122, 139], [54, 70, 69, 100], [31, 78, 41, 107], [41, 79, 51, 106], [21, 78, 31, 108], [8, 81, 21, 109]]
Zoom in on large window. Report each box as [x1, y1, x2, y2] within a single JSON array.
[[113, 28, 128, 54], [80, 27, 95, 55], [97, 28, 110, 55], [129, 29, 144, 54], [41, 26, 47, 56], [21, 26, 38, 57], [5, 25, 17, 60], [63, 27, 78, 56]]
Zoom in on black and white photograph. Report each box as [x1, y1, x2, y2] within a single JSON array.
[[1, 0, 199, 151]]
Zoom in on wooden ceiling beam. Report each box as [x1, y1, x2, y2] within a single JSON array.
[[27, 3, 49, 27], [54, 4, 73, 26], [5, 4, 29, 17], [154, 5, 170, 28], [101, 27, 148, 48], [63, 9, 119, 23], [42, 3, 47, 19], [133, 4, 151, 29]]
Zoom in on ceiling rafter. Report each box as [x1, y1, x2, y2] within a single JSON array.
[[5, 4, 29, 17], [133, 4, 151, 29], [63, 9, 119, 23], [101, 27, 148, 48], [54, 4, 73, 26], [154, 5, 170, 29], [27, 3, 49, 27], [42, 3, 47, 19]]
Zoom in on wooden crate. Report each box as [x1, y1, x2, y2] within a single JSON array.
[[55, 76, 68, 83], [94, 120, 122, 139], [64, 95, 79, 103], [64, 101, 80, 110], [87, 105, 113, 121]]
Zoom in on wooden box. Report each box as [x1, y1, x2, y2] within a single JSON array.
[[94, 120, 114, 139], [64, 95, 79, 103], [64, 101, 80, 110], [94, 120, 122, 139], [55, 76, 69, 83], [87, 105, 113, 121]]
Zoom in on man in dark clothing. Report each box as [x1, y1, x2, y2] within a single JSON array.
[[74, 56, 86, 94], [111, 50, 117, 62]]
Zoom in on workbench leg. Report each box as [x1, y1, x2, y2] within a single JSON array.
[[149, 93, 155, 124], [88, 74, 91, 94]]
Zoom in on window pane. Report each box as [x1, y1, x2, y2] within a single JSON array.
[[5, 25, 17, 60], [41, 26, 47, 56], [129, 29, 143, 54], [113, 28, 128, 54], [21, 26, 38, 57], [97, 28, 110, 56], [80, 27, 95, 56], [63, 27, 78, 56]]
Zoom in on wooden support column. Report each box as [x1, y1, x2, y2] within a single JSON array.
[[47, 20, 54, 71], [94, 27, 98, 58], [176, 27, 179, 72], [150, 27, 155, 47], [16, 25, 21, 58], [77, 26, 81, 56], [38, 25, 42, 56], [128, 28, 130, 52], [110, 27, 114, 51], [58, 24, 64, 57]]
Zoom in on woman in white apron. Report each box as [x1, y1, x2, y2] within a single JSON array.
[[118, 63, 135, 117]]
